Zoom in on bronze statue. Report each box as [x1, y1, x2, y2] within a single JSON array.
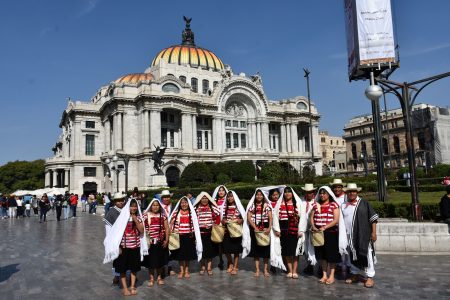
[[151, 145, 166, 175]]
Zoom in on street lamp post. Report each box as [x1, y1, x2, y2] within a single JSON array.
[[376, 71, 450, 221], [365, 72, 387, 203], [100, 152, 130, 193], [360, 152, 369, 177], [303, 68, 315, 171]]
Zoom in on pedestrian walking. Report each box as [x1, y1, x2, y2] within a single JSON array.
[[8, 195, 17, 218], [341, 183, 378, 288], [54, 194, 63, 221], [32, 195, 38, 215], [70, 194, 78, 217], [16, 197, 24, 218], [0, 195, 8, 219], [25, 201, 31, 217], [439, 185, 450, 225], [39, 194, 50, 223], [81, 194, 87, 212], [142, 199, 170, 286]]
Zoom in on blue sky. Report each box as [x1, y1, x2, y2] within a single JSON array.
[[1, 0, 449, 165]]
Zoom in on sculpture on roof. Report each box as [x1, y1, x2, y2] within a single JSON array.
[[151, 145, 166, 175], [182, 16, 195, 45]]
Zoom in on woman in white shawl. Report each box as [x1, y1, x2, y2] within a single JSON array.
[[103, 198, 148, 296], [169, 196, 203, 279], [220, 190, 249, 275], [211, 185, 228, 270], [309, 186, 347, 285], [272, 186, 307, 279], [142, 199, 170, 286], [244, 188, 273, 277]]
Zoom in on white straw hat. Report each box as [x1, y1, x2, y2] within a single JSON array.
[[300, 183, 317, 192], [343, 183, 362, 192], [330, 178, 347, 187]]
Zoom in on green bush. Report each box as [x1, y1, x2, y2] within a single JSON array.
[[368, 201, 440, 221], [216, 173, 231, 184], [230, 161, 255, 183], [179, 162, 213, 187]]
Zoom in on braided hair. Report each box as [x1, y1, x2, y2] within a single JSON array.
[[254, 189, 265, 229]]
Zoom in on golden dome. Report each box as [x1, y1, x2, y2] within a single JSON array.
[[151, 17, 224, 71], [115, 73, 154, 84]]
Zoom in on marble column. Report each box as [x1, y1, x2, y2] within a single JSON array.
[[286, 124, 292, 153], [280, 124, 287, 153], [207, 131, 212, 150], [191, 115, 197, 150], [150, 110, 161, 146], [247, 123, 253, 151], [64, 169, 69, 188], [143, 110, 149, 149], [261, 122, 269, 149], [74, 122, 81, 159], [251, 123, 257, 150], [221, 119, 226, 151], [45, 171, 50, 187], [117, 113, 123, 150], [212, 118, 219, 152], [256, 123, 261, 149], [291, 122, 299, 153], [53, 170, 58, 188], [182, 113, 192, 151], [104, 120, 110, 152]]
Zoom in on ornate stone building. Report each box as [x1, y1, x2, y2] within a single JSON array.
[[319, 131, 346, 174], [343, 103, 450, 174], [45, 20, 322, 195]]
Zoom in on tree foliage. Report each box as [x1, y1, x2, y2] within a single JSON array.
[[0, 160, 45, 194]]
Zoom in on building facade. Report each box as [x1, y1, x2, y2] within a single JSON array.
[[343, 103, 450, 174], [45, 20, 322, 195], [319, 131, 346, 174]]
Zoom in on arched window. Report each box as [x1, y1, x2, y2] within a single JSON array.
[[191, 78, 198, 93], [371, 139, 376, 157], [393, 136, 400, 153], [361, 141, 367, 155], [351, 143, 357, 159], [202, 79, 209, 94], [382, 138, 389, 155], [179, 76, 186, 83]]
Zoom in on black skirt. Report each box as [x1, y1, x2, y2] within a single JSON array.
[[314, 229, 341, 263], [223, 232, 243, 255], [280, 234, 299, 257], [170, 234, 197, 261], [142, 242, 169, 269], [201, 232, 218, 259], [248, 222, 270, 259], [113, 248, 141, 273]]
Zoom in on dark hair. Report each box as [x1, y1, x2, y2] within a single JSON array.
[[254, 189, 265, 227], [283, 186, 297, 219], [318, 188, 334, 203], [268, 189, 280, 201]]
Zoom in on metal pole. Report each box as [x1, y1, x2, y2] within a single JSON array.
[[124, 156, 129, 193], [371, 72, 387, 202], [382, 92, 392, 169], [401, 84, 422, 221], [116, 170, 119, 193], [304, 68, 315, 165]]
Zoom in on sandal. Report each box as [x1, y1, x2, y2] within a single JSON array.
[[230, 269, 238, 275], [226, 267, 233, 273], [157, 279, 165, 285], [292, 273, 299, 279], [263, 271, 270, 277], [345, 274, 360, 284], [364, 278, 375, 288], [130, 287, 137, 295], [147, 280, 154, 287], [325, 278, 335, 285], [319, 277, 328, 284], [123, 289, 131, 296], [207, 270, 213, 276], [184, 272, 191, 278], [199, 269, 205, 275], [286, 273, 293, 278], [254, 271, 260, 277], [178, 272, 184, 279]]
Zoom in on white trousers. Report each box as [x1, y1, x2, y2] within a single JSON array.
[[9, 207, 17, 218], [346, 243, 375, 278]]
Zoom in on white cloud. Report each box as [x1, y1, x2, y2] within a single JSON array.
[[75, 0, 100, 18]]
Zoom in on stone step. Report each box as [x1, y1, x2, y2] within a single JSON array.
[[378, 218, 409, 223], [376, 235, 450, 253], [377, 222, 450, 235]]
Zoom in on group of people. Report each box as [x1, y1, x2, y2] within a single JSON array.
[[103, 179, 379, 296]]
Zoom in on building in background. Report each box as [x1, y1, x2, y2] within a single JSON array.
[[343, 103, 450, 175], [45, 20, 322, 195], [319, 131, 346, 175]]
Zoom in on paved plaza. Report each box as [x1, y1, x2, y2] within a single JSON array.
[[1, 210, 450, 300]]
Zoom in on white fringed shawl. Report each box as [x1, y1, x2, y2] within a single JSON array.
[[307, 186, 348, 265], [170, 197, 203, 262], [103, 199, 149, 264], [243, 188, 285, 271], [211, 185, 229, 207], [219, 190, 251, 258], [272, 186, 308, 259]]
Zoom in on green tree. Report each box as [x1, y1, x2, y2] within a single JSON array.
[[0, 160, 45, 194], [179, 162, 213, 187]]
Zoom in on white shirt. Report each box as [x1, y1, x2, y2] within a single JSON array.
[[335, 192, 346, 207], [341, 198, 359, 235]]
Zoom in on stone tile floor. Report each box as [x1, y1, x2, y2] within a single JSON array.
[[1, 210, 450, 299]]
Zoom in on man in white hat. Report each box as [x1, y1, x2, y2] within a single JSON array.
[[330, 178, 346, 206], [103, 192, 127, 286], [341, 183, 378, 288], [300, 183, 316, 275]]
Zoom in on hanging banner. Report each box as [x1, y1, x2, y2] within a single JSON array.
[[344, 0, 398, 80]]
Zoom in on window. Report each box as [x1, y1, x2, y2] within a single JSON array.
[[86, 121, 95, 128], [321, 137, 326, 143], [84, 167, 96, 177], [204, 131, 209, 149], [204, 118, 209, 126], [241, 134, 246, 148], [170, 130, 174, 147], [161, 128, 167, 147], [85, 135, 95, 156], [191, 77, 198, 93], [232, 120, 238, 127], [213, 81, 218, 88], [225, 120, 231, 127], [169, 114, 175, 123], [351, 143, 357, 159], [382, 138, 388, 155], [272, 136, 276, 149], [393, 136, 400, 153], [226, 133, 231, 149], [330, 140, 333, 145], [233, 133, 239, 148], [161, 112, 168, 122], [162, 83, 180, 93], [197, 131, 202, 149], [371, 139, 376, 156], [202, 79, 209, 94], [240, 121, 246, 128], [179, 76, 186, 83]]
